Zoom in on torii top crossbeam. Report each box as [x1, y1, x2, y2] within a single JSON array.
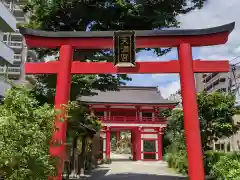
[[19, 22, 234, 48]]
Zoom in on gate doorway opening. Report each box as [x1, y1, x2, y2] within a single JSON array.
[[111, 129, 132, 161]]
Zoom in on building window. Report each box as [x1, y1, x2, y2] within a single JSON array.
[[221, 143, 225, 151], [143, 140, 156, 160], [203, 73, 219, 83], [215, 144, 220, 151], [227, 143, 231, 152], [142, 112, 152, 117], [3, 35, 7, 41], [216, 88, 226, 93], [219, 78, 226, 82], [142, 112, 153, 121], [95, 111, 104, 117]]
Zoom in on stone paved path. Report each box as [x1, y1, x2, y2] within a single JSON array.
[[87, 153, 187, 180]]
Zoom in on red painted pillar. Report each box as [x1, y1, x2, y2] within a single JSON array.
[[158, 129, 163, 160], [106, 106, 110, 121], [105, 127, 111, 159], [135, 127, 142, 161], [50, 45, 73, 180], [136, 106, 140, 121], [178, 43, 205, 180], [116, 131, 121, 142], [154, 107, 158, 121], [131, 129, 135, 160]]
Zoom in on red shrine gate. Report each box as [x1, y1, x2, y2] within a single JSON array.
[[19, 22, 235, 180], [81, 86, 177, 161]]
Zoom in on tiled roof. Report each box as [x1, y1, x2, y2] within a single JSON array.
[[79, 86, 177, 105]]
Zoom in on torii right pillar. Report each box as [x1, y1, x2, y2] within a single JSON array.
[[178, 43, 204, 180]]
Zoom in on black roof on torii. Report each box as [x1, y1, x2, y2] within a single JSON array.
[[19, 22, 235, 38]]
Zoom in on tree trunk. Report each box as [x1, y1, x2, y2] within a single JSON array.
[[79, 136, 87, 176], [70, 137, 77, 178]]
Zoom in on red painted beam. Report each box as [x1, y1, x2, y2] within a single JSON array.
[[25, 60, 229, 74], [90, 104, 176, 108], [193, 60, 230, 72], [102, 121, 167, 125], [71, 61, 180, 74], [24, 32, 229, 48], [25, 61, 59, 74]]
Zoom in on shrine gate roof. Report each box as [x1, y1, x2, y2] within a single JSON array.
[[79, 86, 177, 105], [19, 22, 234, 38]]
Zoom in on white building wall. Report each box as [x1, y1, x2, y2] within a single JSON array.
[[0, 0, 17, 96], [0, 0, 38, 97], [0, 0, 16, 32]]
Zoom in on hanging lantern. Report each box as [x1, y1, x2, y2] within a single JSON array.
[[113, 31, 136, 67]]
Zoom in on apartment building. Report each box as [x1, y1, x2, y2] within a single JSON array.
[[1, 0, 38, 90], [195, 65, 240, 94], [168, 90, 182, 102], [0, 0, 17, 96], [195, 66, 240, 152]]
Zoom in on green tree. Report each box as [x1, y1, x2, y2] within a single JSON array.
[[65, 101, 103, 174], [22, 0, 207, 104], [164, 91, 240, 151], [22, 0, 206, 57], [0, 85, 56, 180], [198, 91, 240, 150]]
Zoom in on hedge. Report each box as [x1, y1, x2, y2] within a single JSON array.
[[166, 151, 240, 179]]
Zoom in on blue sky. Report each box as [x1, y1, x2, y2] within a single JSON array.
[[126, 0, 240, 98], [126, 48, 204, 97]]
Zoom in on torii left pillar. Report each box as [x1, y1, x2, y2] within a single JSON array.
[[49, 45, 73, 180]]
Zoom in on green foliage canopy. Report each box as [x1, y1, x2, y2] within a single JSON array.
[[66, 101, 102, 141], [0, 86, 56, 180], [22, 0, 207, 104], [163, 91, 240, 151]]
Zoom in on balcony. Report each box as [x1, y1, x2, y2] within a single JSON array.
[[13, 54, 21, 63], [0, 41, 14, 64], [97, 116, 166, 124], [0, 66, 21, 75], [8, 67, 21, 75], [16, 16, 26, 23], [0, 1, 16, 32], [4, 40, 23, 50], [13, 4, 23, 12]]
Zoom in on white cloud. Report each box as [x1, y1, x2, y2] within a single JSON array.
[[151, 74, 178, 84], [159, 80, 180, 98], [178, 0, 240, 64], [136, 48, 178, 62]]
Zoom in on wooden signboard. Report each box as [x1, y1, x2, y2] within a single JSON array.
[[114, 31, 136, 67]]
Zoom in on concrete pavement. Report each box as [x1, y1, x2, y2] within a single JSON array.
[[87, 153, 187, 180]]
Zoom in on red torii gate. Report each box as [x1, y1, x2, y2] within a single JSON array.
[[19, 22, 235, 180]]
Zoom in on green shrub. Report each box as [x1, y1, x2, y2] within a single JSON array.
[[210, 152, 240, 180], [166, 149, 188, 175], [163, 154, 168, 162], [0, 86, 56, 180], [204, 151, 226, 176], [103, 158, 112, 164], [165, 132, 188, 174]]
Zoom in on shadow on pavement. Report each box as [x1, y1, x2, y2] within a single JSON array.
[[111, 159, 132, 162], [86, 168, 188, 180]]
